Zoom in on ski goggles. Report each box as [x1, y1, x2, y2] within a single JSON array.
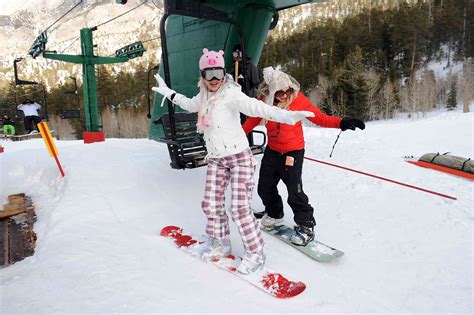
[[201, 68, 226, 81], [274, 88, 294, 98], [232, 50, 242, 59]]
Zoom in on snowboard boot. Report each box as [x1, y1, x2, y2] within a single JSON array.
[[290, 225, 315, 246], [261, 214, 284, 228], [236, 251, 266, 275], [253, 210, 266, 219], [201, 237, 231, 260]]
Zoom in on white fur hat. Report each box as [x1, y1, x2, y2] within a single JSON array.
[[262, 67, 299, 105]]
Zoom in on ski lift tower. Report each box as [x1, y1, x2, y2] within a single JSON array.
[[28, 1, 145, 143]]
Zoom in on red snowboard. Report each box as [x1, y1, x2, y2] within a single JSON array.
[[160, 225, 306, 299]]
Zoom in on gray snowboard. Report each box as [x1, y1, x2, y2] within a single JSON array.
[[262, 225, 344, 262]]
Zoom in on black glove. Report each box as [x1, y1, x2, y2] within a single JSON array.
[[340, 118, 365, 131]]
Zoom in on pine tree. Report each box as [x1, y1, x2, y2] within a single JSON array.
[[96, 66, 116, 112], [327, 47, 370, 120], [446, 76, 457, 110]]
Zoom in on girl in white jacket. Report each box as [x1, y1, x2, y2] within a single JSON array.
[[153, 48, 314, 274]]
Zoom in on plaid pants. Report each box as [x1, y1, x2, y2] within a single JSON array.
[[201, 148, 264, 254]]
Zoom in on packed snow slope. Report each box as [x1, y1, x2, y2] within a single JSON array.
[[0, 108, 472, 313]]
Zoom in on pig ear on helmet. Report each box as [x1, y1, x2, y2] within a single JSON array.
[[203, 48, 209, 54]]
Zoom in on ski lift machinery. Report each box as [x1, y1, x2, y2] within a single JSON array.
[[27, 0, 146, 143], [60, 76, 81, 119], [152, 0, 324, 170], [13, 57, 49, 120]]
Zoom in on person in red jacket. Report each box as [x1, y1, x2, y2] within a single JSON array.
[[243, 67, 365, 246]]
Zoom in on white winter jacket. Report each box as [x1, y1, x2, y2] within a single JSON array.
[[17, 102, 41, 116], [172, 76, 296, 158]]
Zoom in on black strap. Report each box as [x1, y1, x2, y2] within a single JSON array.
[[461, 158, 471, 172], [429, 153, 440, 163]]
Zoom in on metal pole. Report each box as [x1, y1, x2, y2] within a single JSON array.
[[80, 28, 101, 132]]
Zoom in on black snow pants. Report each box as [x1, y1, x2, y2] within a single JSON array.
[[24, 116, 41, 133], [257, 147, 316, 228]]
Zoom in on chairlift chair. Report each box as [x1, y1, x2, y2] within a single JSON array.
[[153, 0, 267, 170], [13, 57, 49, 121], [60, 77, 81, 119]]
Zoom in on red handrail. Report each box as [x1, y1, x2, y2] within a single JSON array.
[[304, 156, 457, 201]]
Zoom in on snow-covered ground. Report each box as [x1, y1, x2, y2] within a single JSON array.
[[0, 107, 473, 313]]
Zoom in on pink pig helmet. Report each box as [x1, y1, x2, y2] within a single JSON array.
[[199, 48, 225, 70]]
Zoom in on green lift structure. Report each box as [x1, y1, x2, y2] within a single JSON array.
[[29, 24, 145, 141]]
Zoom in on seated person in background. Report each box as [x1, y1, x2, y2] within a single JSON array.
[[17, 98, 42, 134], [2, 114, 16, 135], [229, 44, 260, 98]]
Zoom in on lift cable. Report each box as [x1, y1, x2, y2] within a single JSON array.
[[45, 1, 150, 55], [141, 36, 160, 44], [150, 0, 160, 9], [60, 36, 81, 54], [45, 0, 84, 33], [93, 0, 148, 29], [29, 1, 84, 58]]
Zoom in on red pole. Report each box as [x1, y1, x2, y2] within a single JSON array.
[[304, 156, 457, 201], [53, 154, 65, 177], [37, 122, 65, 177]]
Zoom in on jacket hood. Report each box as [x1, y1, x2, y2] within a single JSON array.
[[262, 67, 300, 105]]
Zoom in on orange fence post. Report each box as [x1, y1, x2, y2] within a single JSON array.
[[37, 122, 65, 177]]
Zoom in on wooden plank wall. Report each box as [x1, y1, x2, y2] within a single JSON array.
[[0, 194, 37, 267]]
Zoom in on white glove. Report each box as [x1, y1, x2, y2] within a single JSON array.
[[152, 74, 176, 99], [269, 108, 314, 125], [285, 110, 315, 125]]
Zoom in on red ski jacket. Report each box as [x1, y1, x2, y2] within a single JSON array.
[[242, 92, 342, 154]]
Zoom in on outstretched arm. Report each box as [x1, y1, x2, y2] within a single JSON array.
[[234, 93, 314, 125], [172, 94, 201, 113], [152, 74, 200, 113], [299, 93, 342, 128], [299, 94, 365, 131], [242, 116, 262, 135]]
